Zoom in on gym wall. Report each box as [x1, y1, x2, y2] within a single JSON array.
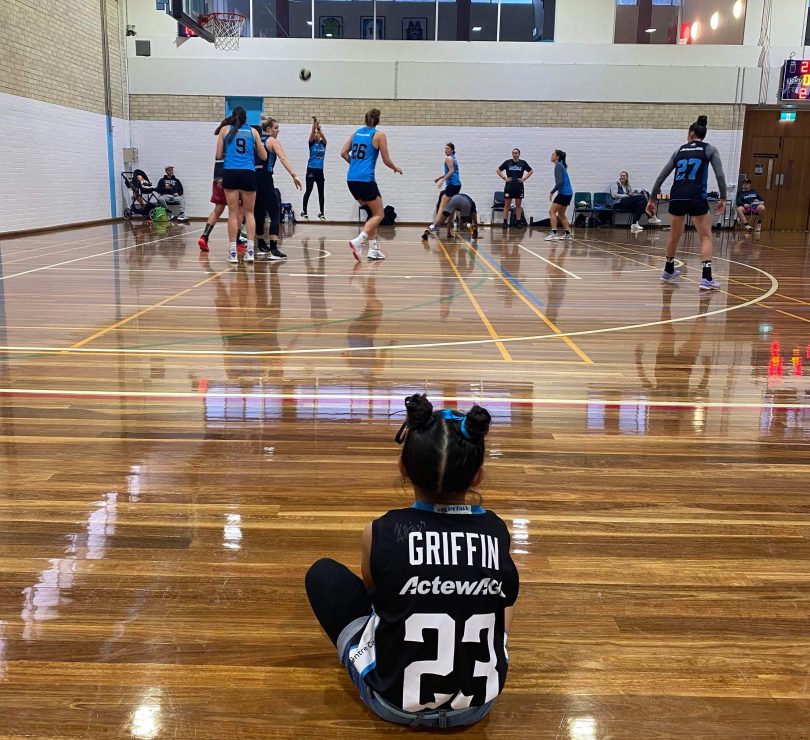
[[0, 0, 129, 233]]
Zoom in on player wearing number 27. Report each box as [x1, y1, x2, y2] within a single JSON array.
[[305, 394, 519, 728]]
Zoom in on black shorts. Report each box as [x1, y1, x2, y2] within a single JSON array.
[[442, 184, 461, 197], [553, 193, 572, 207], [348, 180, 381, 203], [504, 180, 524, 199], [307, 167, 325, 183], [668, 199, 709, 217], [222, 169, 257, 192]]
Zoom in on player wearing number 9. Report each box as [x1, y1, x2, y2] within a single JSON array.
[[215, 106, 267, 263], [647, 114, 728, 290], [305, 394, 519, 728]]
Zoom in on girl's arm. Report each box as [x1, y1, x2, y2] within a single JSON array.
[[309, 117, 317, 144], [341, 136, 352, 164], [360, 522, 374, 589], [646, 150, 678, 215], [375, 132, 403, 174], [521, 166, 534, 183], [215, 131, 225, 160], [318, 125, 327, 146], [505, 605, 514, 633], [270, 139, 301, 189], [550, 162, 563, 195], [434, 155, 453, 184]]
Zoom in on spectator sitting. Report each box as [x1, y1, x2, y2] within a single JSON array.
[[156, 165, 188, 222], [735, 178, 765, 231], [132, 169, 168, 208], [608, 170, 661, 232]]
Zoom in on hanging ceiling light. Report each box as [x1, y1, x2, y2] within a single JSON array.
[[732, 1, 744, 20], [690, 21, 701, 41], [710, 12, 720, 30]]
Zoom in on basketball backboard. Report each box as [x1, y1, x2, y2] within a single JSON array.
[[156, 0, 215, 42]]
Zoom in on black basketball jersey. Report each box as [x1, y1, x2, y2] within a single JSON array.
[[499, 159, 532, 180], [351, 503, 519, 713], [671, 140, 710, 201]]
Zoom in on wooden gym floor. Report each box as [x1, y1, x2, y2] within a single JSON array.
[[0, 221, 808, 738]]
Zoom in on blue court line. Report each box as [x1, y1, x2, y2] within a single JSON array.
[[105, 114, 117, 218], [457, 233, 545, 309]]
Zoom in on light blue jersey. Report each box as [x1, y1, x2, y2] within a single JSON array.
[[347, 126, 379, 183], [555, 161, 573, 196], [445, 153, 460, 186], [223, 124, 255, 170], [308, 141, 326, 170]]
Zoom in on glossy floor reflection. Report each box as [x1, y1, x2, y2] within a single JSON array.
[[0, 222, 809, 737]]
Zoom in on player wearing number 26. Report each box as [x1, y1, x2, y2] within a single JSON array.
[[305, 394, 519, 728]]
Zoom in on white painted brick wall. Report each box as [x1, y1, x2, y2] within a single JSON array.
[[0, 92, 128, 233], [0, 101, 741, 232], [131, 121, 741, 224]]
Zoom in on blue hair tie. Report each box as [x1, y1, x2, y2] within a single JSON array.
[[440, 408, 472, 441]]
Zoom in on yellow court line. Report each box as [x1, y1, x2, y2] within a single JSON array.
[[435, 238, 512, 362], [70, 268, 232, 349], [462, 239, 593, 365], [582, 237, 809, 324]]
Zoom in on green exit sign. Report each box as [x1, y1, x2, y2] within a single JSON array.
[[780, 111, 797, 122]]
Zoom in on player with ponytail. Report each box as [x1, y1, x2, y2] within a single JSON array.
[[647, 115, 727, 290]]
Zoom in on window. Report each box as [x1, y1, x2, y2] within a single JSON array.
[[246, 0, 555, 40], [614, 0, 745, 45], [500, 0, 542, 42]]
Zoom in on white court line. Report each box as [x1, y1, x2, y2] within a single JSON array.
[[517, 244, 582, 279], [0, 387, 806, 411], [0, 258, 779, 356], [0, 229, 203, 282]]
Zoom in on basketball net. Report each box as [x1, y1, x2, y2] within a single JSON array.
[[202, 12, 246, 51]]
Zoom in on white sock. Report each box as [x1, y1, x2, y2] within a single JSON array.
[[229, 241, 237, 251], [247, 240, 254, 249], [368, 239, 378, 250]]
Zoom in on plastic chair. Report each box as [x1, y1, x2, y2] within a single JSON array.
[[592, 192, 615, 226], [573, 192, 593, 226], [491, 191, 506, 223]]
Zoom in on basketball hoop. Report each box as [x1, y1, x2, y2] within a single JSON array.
[[202, 12, 246, 51]]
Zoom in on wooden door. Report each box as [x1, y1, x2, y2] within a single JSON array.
[[749, 136, 781, 231], [775, 137, 810, 231]]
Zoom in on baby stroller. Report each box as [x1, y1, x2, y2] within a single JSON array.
[[122, 170, 168, 221]]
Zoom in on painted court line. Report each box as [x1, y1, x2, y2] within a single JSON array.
[[71, 267, 232, 348], [0, 387, 807, 411], [0, 258, 780, 358], [461, 238, 593, 365], [436, 237, 512, 362], [0, 230, 202, 282], [517, 244, 582, 279]]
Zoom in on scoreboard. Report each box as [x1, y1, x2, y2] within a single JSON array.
[[781, 60, 810, 101]]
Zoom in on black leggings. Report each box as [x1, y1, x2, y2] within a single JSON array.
[[614, 193, 647, 224], [305, 558, 371, 647], [255, 170, 280, 238], [303, 168, 325, 214]]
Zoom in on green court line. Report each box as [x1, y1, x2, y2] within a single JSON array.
[[1, 246, 494, 358]]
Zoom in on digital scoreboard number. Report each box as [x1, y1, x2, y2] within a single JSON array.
[[781, 60, 810, 101]]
